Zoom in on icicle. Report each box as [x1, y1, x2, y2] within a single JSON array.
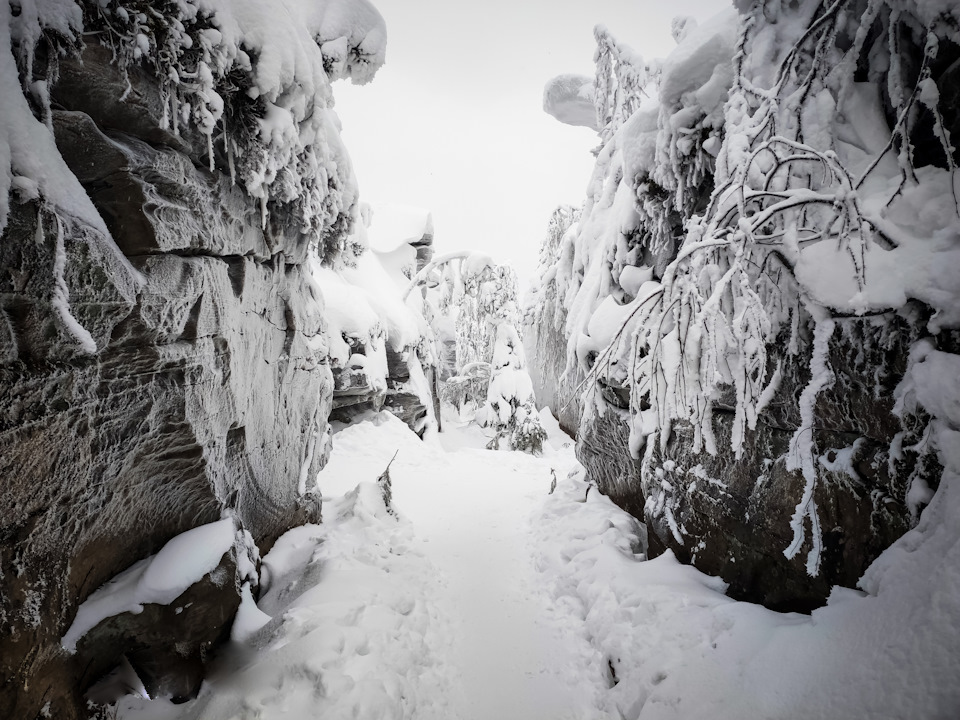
[[207, 130, 214, 173], [228, 138, 236, 186]]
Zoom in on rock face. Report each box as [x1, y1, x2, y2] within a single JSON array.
[[0, 34, 336, 720], [529, 1, 959, 613], [645, 317, 941, 611]]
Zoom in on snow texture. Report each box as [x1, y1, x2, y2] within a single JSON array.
[[535, 461, 960, 719], [477, 322, 546, 453], [543, 74, 597, 131], [367, 203, 434, 253], [312, 206, 434, 404], [4, 0, 387, 264], [1, 0, 142, 326]]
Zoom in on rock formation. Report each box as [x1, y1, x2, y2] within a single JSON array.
[[528, 0, 960, 611], [327, 211, 440, 436], [0, 0, 386, 716]]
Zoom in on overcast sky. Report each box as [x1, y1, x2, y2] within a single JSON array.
[[335, 0, 727, 287]]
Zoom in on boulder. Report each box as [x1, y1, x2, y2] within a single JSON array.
[[73, 540, 252, 704]]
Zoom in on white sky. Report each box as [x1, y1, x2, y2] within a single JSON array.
[[335, 0, 728, 287]]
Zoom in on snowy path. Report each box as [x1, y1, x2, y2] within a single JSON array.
[[396, 435, 607, 720], [115, 409, 960, 720], [118, 410, 613, 720], [320, 412, 611, 720]]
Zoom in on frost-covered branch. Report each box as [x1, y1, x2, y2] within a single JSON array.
[[401, 251, 477, 301]]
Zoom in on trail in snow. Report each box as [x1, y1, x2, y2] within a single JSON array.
[[397, 419, 609, 720], [321, 409, 612, 720], [116, 407, 960, 720], [116, 409, 611, 720]]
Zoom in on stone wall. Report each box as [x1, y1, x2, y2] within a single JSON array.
[[0, 39, 334, 719]]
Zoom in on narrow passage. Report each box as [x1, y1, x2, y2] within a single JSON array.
[[118, 413, 613, 720], [321, 412, 612, 720]]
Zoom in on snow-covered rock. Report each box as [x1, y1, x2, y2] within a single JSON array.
[[63, 520, 258, 703], [543, 74, 597, 131], [0, 1, 387, 717], [529, 0, 960, 611], [317, 206, 440, 437]]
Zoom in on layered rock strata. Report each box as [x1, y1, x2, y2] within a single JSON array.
[[0, 13, 366, 716]]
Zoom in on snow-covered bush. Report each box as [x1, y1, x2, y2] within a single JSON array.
[[440, 361, 490, 412], [477, 324, 546, 454]]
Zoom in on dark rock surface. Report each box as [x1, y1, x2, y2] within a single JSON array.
[[1, 35, 333, 720], [576, 409, 645, 522], [73, 543, 251, 705], [645, 315, 938, 610], [610, 314, 939, 612]]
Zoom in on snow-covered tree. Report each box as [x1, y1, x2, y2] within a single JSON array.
[[476, 323, 546, 454], [455, 260, 521, 373], [406, 251, 546, 452]]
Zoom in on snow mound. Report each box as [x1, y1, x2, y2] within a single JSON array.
[[533, 467, 960, 718], [319, 411, 438, 498], [658, 9, 737, 107], [118, 418, 459, 720]]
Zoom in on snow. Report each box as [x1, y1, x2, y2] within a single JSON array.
[[10, 1, 958, 716], [1, 1, 84, 237], [657, 9, 737, 108], [184, 0, 385, 93], [0, 0, 141, 306], [903, 345, 960, 427], [310, 236, 428, 388], [229, 582, 271, 643], [530, 0, 960, 584], [543, 74, 597, 131], [784, 319, 835, 576], [62, 518, 238, 653], [112, 409, 960, 719], [367, 203, 434, 253], [14, 0, 384, 247], [476, 322, 546, 452]]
